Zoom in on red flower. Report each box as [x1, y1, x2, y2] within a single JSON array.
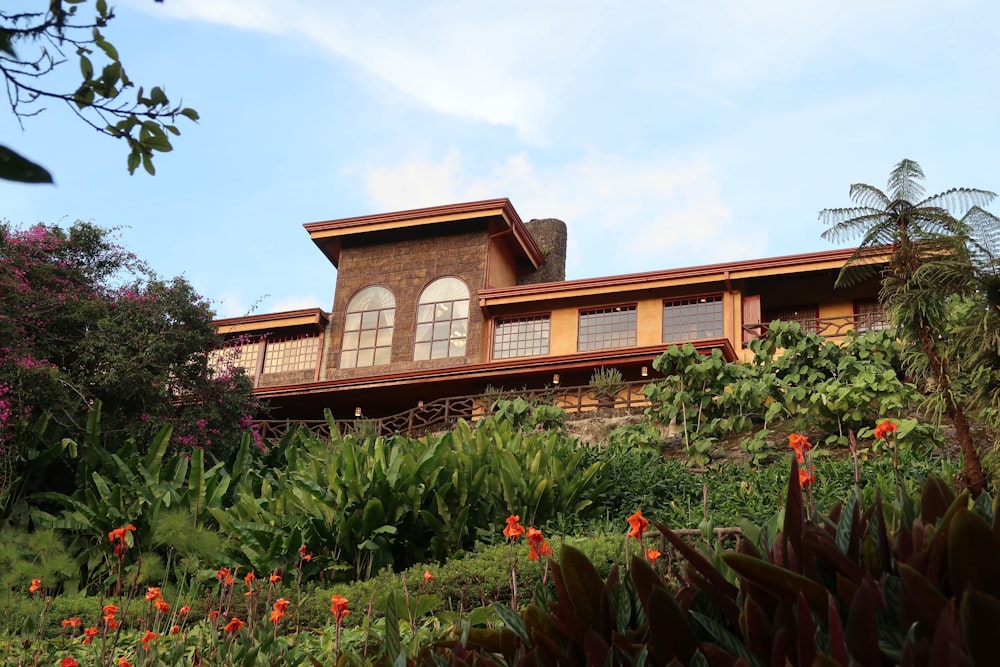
[[145, 586, 162, 601], [788, 433, 811, 463], [223, 617, 245, 634], [170, 625, 181, 635], [330, 594, 350, 621], [874, 419, 898, 440], [107, 524, 136, 545], [216, 567, 230, 582], [244, 572, 256, 586], [269, 573, 281, 584], [646, 548, 662, 564], [140, 630, 158, 650], [61, 657, 79, 667], [627, 510, 649, 539], [270, 597, 290, 624], [178, 605, 190, 616], [423, 570, 434, 584], [61, 617, 82, 629], [82, 627, 99, 644], [526, 527, 553, 561], [799, 465, 816, 488], [118, 657, 133, 667], [502, 515, 525, 540], [154, 598, 170, 613], [28, 578, 41, 594]]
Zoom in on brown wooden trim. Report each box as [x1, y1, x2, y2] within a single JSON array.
[[214, 308, 328, 330]]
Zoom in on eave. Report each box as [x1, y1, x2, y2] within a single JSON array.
[[303, 198, 545, 269], [214, 308, 328, 334]]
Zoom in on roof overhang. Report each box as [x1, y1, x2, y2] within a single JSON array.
[[303, 198, 545, 269], [479, 246, 888, 309], [214, 308, 328, 334]]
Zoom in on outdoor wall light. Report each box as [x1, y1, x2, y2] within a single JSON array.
[[641, 366, 649, 377], [553, 374, 560, 385], [417, 400, 424, 408], [354, 406, 362, 417]]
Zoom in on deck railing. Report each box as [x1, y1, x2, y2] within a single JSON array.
[[742, 312, 889, 341], [255, 379, 652, 440]]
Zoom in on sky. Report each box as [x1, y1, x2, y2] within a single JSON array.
[[3, 0, 999, 318]]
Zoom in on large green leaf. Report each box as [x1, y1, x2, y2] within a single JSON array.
[[0, 144, 53, 183]]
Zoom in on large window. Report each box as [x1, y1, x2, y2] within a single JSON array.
[[766, 305, 819, 334], [663, 296, 724, 342], [854, 299, 889, 332], [210, 337, 262, 380], [578, 305, 637, 351], [261, 334, 320, 374], [493, 315, 550, 359], [341, 286, 395, 368], [414, 277, 470, 360]]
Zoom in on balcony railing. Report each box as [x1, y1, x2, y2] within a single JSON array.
[[742, 312, 889, 341], [255, 380, 652, 441]]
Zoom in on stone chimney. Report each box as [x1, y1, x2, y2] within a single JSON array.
[[519, 218, 567, 285]]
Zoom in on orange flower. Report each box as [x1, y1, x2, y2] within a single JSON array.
[[502, 515, 525, 540], [299, 545, 313, 562], [170, 625, 181, 635], [62, 657, 79, 667], [104, 616, 119, 630], [225, 574, 235, 585], [215, 567, 230, 582], [646, 548, 662, 564], [28, 578, 41, 594], [874, 419, 898, 440], [269, 573, 281, 584], [626, 510, 649, 539], [118, 657, 133, 667], [154, 598, 170, 613], [526, 527, 553, 561], [207, 610, 220, 621], [244, 572, 256, 586], [270, 597, 290, 624], [82, 627, 99, 644], [788, 433, 811, 463], [107, 524, 136, 543], [145, 586, 162, 601], [330, 594, 350, 621], [103, 604, 119, 616], [178, 605, 190, 616], [799, 465, 816, 488], [423, 570, 434, 584], [223, 616, 245, 634], [62, 617, 82, 629], [140, 630, 158, 651]]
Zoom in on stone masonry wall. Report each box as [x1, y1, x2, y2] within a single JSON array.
[[322, 222, 490, 380]]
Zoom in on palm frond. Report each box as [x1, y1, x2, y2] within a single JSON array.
[[886, 159, 925, 203], [919, 187, 997, 214], [848, 183, 890, 209], [819, 209, 887, 242]]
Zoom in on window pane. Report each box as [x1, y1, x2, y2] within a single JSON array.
[[344, 313, 361, 331], [379, 310, 395, 327], [359, 330, 376, 348], [340, 350, 357, 368], [431, 340, 449, 359], [449, 339, 465, 357], [417, 304, 434, 323], [433, 322, 450, 340], [373, 346, 392, 366], [451, 320, 467, 338], [493, 315, 550, 358], [415, 323, 433, 343], [342, 331, 359, 349], [361, 311, 378, 329], [454, 300, 469, 319], [414, 342, 431, 360], [663, 296, 723, 342], [375, 329, 393, 347], [578, 305, 637, 351], [356, 348, 375, 367]]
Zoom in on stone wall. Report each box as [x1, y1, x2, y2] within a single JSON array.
[[519, 218, 567, 285], [322, 221, 490, 379]]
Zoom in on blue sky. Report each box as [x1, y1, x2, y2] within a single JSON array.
[[3, 0, 999, 317]]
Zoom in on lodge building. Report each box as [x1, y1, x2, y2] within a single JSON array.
[[212, 199, 887, 423]]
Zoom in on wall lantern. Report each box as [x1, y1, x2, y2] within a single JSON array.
[[552, 374, 560, 386], [417, 400, 424, 408], [354, 406, 362, 418], [641, 366, 649, 378]]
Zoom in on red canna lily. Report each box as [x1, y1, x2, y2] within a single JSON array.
[[118, 657, 133, 667], [61, 617, 82, 629], [28, 578, 41, 594], [270, 597, 290, 624], [799, 465, 816, 488], [61, 657, 78, 667], [82, 627, 99, 644], [626, 510, 649, 539], [154, 598, 170, 613], [526, 527, 553, 561], [646, 548, 662, 564], [170, 625, 181, 635], [330, 594, 350, 621], [874, 419, 898, 440], [178, 605, 190, 616], [423, 570, 434, 584], [502, 514, 525, 540], [145, 586, 162, 601], [788, 433, 811, 463], [140, 630, 158, 650], [223, 617, 245, 634]]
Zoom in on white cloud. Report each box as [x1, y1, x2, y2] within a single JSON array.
[[357, 149, 761, 277]]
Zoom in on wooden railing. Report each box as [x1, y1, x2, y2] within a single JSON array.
[[743, 312, 889, 341], [255, 380, 652, 440]]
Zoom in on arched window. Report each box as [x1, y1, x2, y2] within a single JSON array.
[[414, 277, 469, 360], [341, 286, 395, 368]]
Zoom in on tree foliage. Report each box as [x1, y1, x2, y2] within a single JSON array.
[[1, 1, 198, 183], [0, 221, 259, 460], [821, 159, 1000, 494]]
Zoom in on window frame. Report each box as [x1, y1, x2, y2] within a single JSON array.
[[492, 313, 552, 360], [340, 285, 396, 369], [577, 303, 637, 351], [413, 276, 471, 361], [662, 294, 724, 342]]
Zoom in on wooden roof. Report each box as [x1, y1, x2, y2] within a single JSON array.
[[303, 198, 545, 269]]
